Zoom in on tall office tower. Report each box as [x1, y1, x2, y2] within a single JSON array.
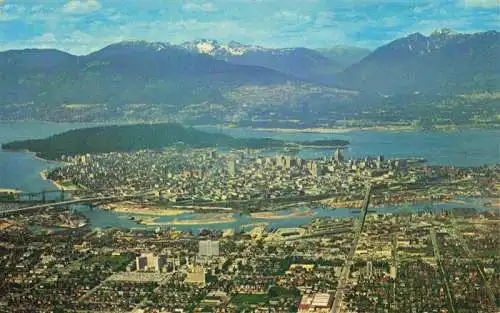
[[155, 255, 167, 272], [284, 156, 296, 169], [198, 240, 220, 257], [284, 156, 291, 169], [296, 158, 304, 168], [309, 161, 321, 176], [228, 160, 236, 176], [136, 255, 148, 271], [366, 260, 373, 278], [264, 157, 274, 166], [276, 156, 285, 168], [334, 147, 344, 162]]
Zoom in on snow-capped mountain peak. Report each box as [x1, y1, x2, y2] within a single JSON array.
[[181, 39, 265, 57], [430, 28, 458, 38]]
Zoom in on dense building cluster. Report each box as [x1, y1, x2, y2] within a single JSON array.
[[0, 206, 498, 312], [48, 148, 498, 208], [2, 147, 499, 312]]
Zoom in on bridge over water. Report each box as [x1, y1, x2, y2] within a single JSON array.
[[0, 192, 151, 216]]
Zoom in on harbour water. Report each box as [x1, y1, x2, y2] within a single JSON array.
[[0, 121, 101, 192], [199, 126, 500, 167], [0, 122, 498, 231]]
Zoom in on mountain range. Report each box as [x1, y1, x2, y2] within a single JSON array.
[[180, 39, 353, 84], [316, 46, 371, 68], [0, 41, 298, 106], [0, 29, 498, 126], [337, 29, 499, 94]]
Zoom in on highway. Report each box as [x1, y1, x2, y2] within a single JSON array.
[[391, 233, 398, 312], [430, 228, 456, 313], [330, 184, 372, 313]]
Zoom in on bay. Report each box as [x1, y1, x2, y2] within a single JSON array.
[[199, 126, 500, 167], [0, 121, 103, 192], [0, 122, 497, 231]]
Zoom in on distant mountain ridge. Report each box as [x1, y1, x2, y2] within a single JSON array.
[[336, 29, 500, 94], [0, 29, 498, 126], [0, 41, 299, 106], [180, 39, 344, 84], [316, 46, 371, 68]]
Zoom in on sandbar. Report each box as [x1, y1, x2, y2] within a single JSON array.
[[251, 209, 315, 220], [140, 214, 236, 226], [104, 202, 193, 216]]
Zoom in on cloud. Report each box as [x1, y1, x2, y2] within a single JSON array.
[[314, 14, 336, 28], [183, 2, 216, 12], [1, 0, 498, 54], [274, 11, 311, 23], [0, 3, 25, 21], [381, 16, 401, 27], [31, 5, 43, 12], [463, 0, 499, 8], [32, 33, 57, 44], [393, 17, 477, 38], [17, 30, 115, 55], [62, 0, 101, 14], [413, 2, 440, 13]]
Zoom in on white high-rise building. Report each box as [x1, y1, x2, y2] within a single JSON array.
[[198, 240, 220, 257], [334, 147, 343, 162], [228, 160, 236, 176], [366, 260, 373, 278]]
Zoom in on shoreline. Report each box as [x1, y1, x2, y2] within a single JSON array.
[[315, 199, 364, 208], [39, 171, 64, 191], [253, 126, 416, 133], [0, 148, 63, 165], [203, 124, 498, 134], [11, 150, 66, 165], [31, 153, 66, 165], [2, 120, 498, 134]]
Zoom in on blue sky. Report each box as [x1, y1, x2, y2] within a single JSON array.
[[0, 0, 498, 54]]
